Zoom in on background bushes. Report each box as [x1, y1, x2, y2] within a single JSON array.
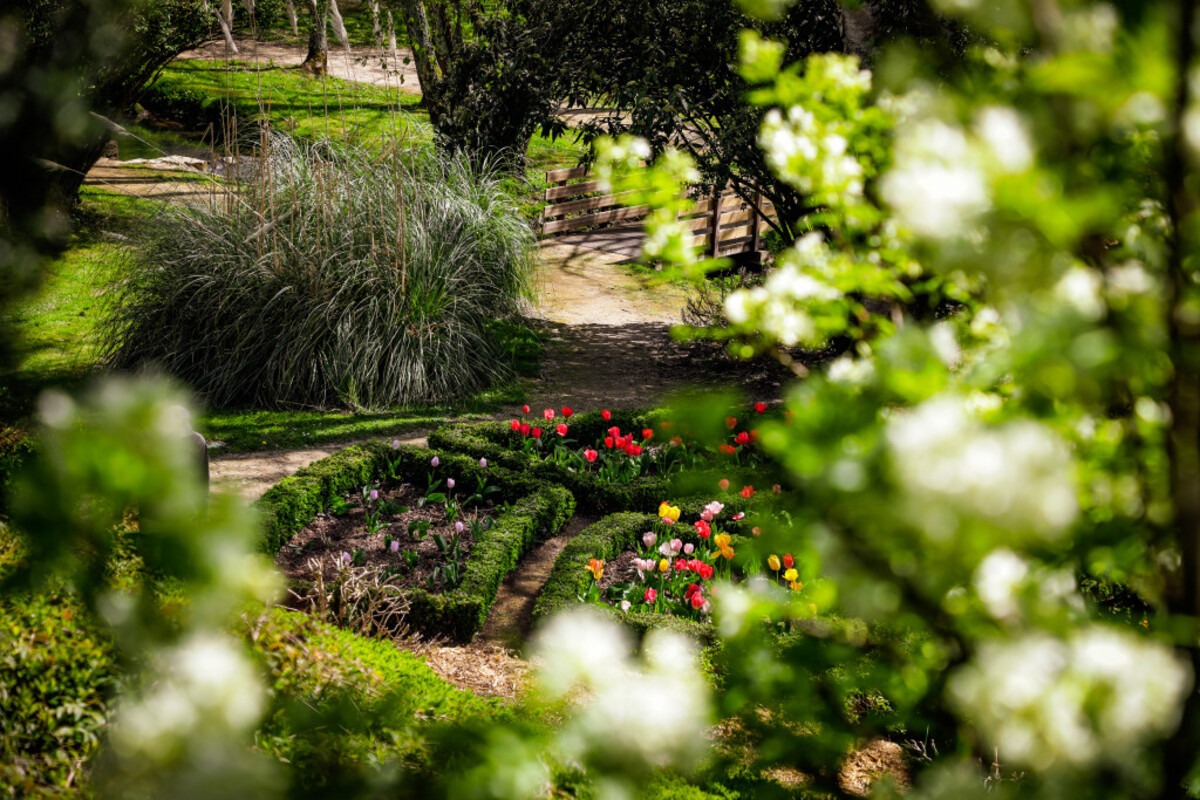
[[103, 135, 536, 410]]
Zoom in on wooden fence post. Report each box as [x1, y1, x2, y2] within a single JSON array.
[[708, 184, 723, 258]]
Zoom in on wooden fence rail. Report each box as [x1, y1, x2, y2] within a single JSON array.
[[539, 166, 774, 260]]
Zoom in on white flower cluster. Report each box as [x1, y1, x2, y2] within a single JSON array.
[[530, 608, 713, 772], [973, 548, 1084, 622], [886, 396, 1078, 542], [108, 633, 266, 760], [881, 107, 1033, 239], [760, 110, 863, 210], [755, 54, 871, 210], [949, 627, 1192, 771], [723, 233, 841, 347]]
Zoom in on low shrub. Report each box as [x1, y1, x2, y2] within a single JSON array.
[[103, 135, 536, 409], [250, 607, 507, 788], [0, 525, 115, 797]]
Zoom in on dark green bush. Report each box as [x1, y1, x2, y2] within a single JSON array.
[[0, 427, 35, 517]]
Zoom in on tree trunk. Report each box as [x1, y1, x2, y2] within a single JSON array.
[[395, 0, 448, 127], [1163, 1, 1200, 797], [301, 0, 329, 76]]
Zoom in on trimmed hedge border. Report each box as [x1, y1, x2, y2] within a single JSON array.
[[255, 441, 574, 643], [532, 512, 713, 642]]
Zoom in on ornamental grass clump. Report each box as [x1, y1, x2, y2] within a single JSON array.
[[104, 135, 535, 409]]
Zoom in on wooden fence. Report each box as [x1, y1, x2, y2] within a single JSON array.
[[538, 166, 774, 259]]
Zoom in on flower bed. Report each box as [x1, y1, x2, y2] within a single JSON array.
[[534, 496, 804, 641], [429, 406, 776, 515], [257, 442, 573, 643]]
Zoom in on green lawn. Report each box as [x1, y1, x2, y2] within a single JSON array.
[[148, 58, 426, 147]]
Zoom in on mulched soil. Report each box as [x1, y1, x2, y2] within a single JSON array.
[[275, 482, 493, 592]]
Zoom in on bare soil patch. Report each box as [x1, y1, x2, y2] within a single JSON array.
[[275, 481, 494, 593]]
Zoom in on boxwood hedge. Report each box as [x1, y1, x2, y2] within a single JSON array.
[[256, 441, 574, 643]]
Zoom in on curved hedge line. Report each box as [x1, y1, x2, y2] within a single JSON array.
[[532, 512, 713, 642], [255, 441, 573, 643]]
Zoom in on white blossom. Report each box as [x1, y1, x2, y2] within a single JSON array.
[[881, 120, 989, 238], [949, 628, 1192, 771], [975, 106, 1034, 172], [887, 397, 1079, 541], [531, 609, 712, 772]]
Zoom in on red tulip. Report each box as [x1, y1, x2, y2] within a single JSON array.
[[699, 563, 714, 580], [670, 436, 682, 447], [718, 478, 730, 491], [531, 427, 543, 439], [734, 431, 750, 446], [562, 406, 574, 418], [607, 426, 621, 439], [644, 587, 657, 603], [624, 443, 643, 457], [719, 443, 736, 455], [783, 554, 794, 569], [522, 404, 530, 414], [556, 423, 568, 436], [694, 520, 711, 538], [740, 485, 755, 498], [543, 408, 555, 421], [584, 448, 598, 463], [725, 416, 737, 430], [675, 558, 689, 572], [601, 409, 612, 421], [685, 583, 700, 599], [519, 423, 531, 437], [642, 428, 654, 440], [691, 591, 705, 609], [604, 436, 615, 449], [510, 419, 521, 431], [754, 402, 767, 413]]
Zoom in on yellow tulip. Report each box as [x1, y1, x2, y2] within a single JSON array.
[[789, 580, 803, 592], [714, 533, 731, 549], [719, 545, 735, 561], [586, 558, 604, 581], [659, 558, 670, 573], [783, 567, 798, 582], [658, 502, 681, 522], [768, 554, 781, 572]]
